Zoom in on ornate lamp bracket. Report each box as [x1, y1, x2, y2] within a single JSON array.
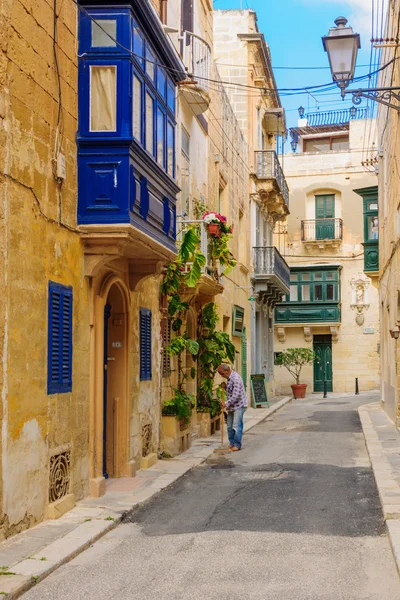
[[350, 273, 371, 326], [345, 87, 400, 112]]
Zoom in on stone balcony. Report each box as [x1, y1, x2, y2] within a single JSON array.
[[252, 246, 290, 305], [179, 32, 211, 115], [301, 218, 343, 251], [253, 151, 289, 219]]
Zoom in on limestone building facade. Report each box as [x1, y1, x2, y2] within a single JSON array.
[[274, 112, 380, 396], [213, 9, 290, 396]]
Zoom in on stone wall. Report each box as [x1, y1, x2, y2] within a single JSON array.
[[0, 0, 90, 537]]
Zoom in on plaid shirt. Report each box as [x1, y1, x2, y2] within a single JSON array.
[[225, 370, 247, 411]]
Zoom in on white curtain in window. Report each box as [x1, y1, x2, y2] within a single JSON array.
[[90, 66, 117, 132]]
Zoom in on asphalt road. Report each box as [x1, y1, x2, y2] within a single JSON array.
[[22, 392, 400, 599]]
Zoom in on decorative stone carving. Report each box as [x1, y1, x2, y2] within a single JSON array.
[[303, 327, 312, 342], [277, 327, 286, 343], [141, 423, 153, 458], [330, 326, 339, 343], [350, 273, 371, 326], [49, 449, 71, 503]]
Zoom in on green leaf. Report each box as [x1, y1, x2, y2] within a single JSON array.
[[172, 318, 182, 332], [191, 367, 196, 379], [186, 339, 199, 356]]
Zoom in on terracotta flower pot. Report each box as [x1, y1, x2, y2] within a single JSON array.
[[208, 223, 221, 237], [291, 383, 307, 399]]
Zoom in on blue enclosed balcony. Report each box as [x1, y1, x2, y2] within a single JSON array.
[[77, 1, 186, 259]]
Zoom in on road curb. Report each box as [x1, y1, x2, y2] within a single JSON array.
[[359, 403, 400, 578], [2, 397, 292, 598]]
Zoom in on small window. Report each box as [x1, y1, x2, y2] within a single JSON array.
[[331, 136, 349, 150], [167, 121, 174, 177], [301, 273, 310, 281], [90, 66, 117, 132], [157, 108, 165, 168], [48, 282, 72, 394], [290, 273, 298, 282], [157, 68, 166, 98], [233, 305, 245, 336], [182, 127, 190, 158], [302, 284, 311, 301], [167, 81, 175, 113], [133, 22, 144, 66], [290, 285, 298, 302], [314, 273, 323, 280], [133, 76, 142, 141], [367, 215, 379, 240], [91, 19, 117, 47], [326, 272, 335, 280], [140, 308, 152, 381], [327, 284, 335, 301], [145, 93, 154, 154], [146, 46, 156, 82], [315, 284, 323, 301], [368, 202, 378, 211]]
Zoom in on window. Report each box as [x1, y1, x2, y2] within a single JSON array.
[[304, 135, 349, 153], [167, 81, 175, 113], [133, 76, 142, 141], [167, 121, 174, 177], [140, 308, 152, 381], [232, 305, 245, 336], [157, 108, 165, 167], [91, 19, 117, 47], [133, 22, 144, 66], [145, 93, 154, 154], [157, 68, 166, 98], [48, 282, 72, 394], [90, 66, 117, 132], [146, 46, 156, 82], [284, 269, 339, 303]]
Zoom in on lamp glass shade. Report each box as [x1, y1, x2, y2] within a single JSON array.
[[290, 140, 297, 152], [350, 106, 357, 118], [322, 18, 360, 85], [298, 106, 305, 118]]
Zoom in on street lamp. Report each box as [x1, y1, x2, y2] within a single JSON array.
[[322, 17, 360, 99], [349, 105, 357, 119], [323, 17, 400, 112], [298, 106, 305, 118], [290, 139, 298, 152], [390, 326, 400, 340]]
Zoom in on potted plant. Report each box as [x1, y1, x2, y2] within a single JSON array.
[[275, 348, 317, 399], [202, 211, 234, 238]]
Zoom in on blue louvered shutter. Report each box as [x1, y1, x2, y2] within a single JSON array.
[[140, 308, 152, 381], [48, 282, 72, 394]]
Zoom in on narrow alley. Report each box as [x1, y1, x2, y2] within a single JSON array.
[[21, 393, 400, 600]]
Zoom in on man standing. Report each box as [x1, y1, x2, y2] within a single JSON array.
[[217, 363, 247, 452]]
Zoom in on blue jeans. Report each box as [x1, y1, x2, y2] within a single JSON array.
[[227, 407, 245, 449]]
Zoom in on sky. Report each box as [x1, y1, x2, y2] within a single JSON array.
[[213, 0, 386, 139]]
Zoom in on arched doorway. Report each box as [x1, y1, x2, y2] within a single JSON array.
[[103, 282, 128, 479]]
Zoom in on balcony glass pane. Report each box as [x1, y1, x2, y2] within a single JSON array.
[[302, 285, 311, 301], [145, 93, 154, 154], [305, 138, 330, 152], [290, 285, 298, 302], [315, 284, 323, 301], [290, 274, 298, 282], [331, 136, 349, 150], [368, 202, 378, 211], [158, 68, 166, 98], [301, 273, 310, 281], [133, 23, 144, 66], [367, 215, 379, 240], [133, 76, 142, 141], [326, 272, 335, 280], [327, 284, 335, 301], [167, 122, 174, 177], [157, 108, 165, 167], [314, 273, 323, 280], [146, 47, 155, 82], [91, 19, 116, 47], [90, 66, 117, 132]]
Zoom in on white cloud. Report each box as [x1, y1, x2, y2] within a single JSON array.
[[300, 0, 376, 38]]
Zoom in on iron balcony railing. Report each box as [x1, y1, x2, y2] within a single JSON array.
[[301, 218, 343, 242], [182, 31, 211, 93], [254, 151, 289, 208], [253, 247, 290, 291], [306, 107, 369, 127]]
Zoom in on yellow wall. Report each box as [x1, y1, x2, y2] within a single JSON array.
[[0, 0, 91, 536]]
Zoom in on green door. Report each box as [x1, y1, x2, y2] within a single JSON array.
[[313, 335, 333, 392], [315, 195, 335, 240], [241, 327, 247, 390]]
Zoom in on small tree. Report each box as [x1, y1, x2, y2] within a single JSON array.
[[275, 348, 317, 384]]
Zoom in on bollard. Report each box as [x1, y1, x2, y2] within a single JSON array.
[[323, 380, 327, 399], [355, 377, 359, 395]]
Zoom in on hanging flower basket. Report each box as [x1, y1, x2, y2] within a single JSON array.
[[208, 223, 221, 237]]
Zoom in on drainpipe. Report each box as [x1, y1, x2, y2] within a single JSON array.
[[161, 0, 168, 24]]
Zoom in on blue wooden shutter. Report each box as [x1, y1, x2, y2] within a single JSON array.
[[48, 282, 72, 394], [140, 308, 152, 380]]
